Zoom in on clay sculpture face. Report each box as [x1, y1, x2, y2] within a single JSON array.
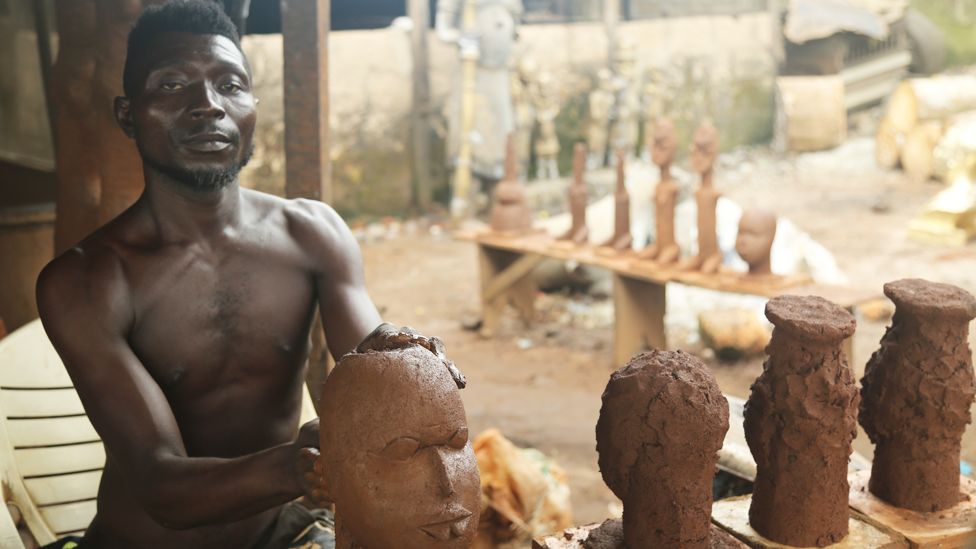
[[319, 343, 480, 549], [650, 118, 677, 169], [596, 350, 729, 549], [735, 209, 777, 275], [690, 121, 718, 176]]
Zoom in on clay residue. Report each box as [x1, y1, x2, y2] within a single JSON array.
[[581, 519, 746, 548], [596, 350, 729, 549], [744, 295, 858, 547], [860, 279, 976, 512]]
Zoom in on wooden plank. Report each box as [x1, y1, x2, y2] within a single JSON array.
[[282, 0, 331, 202], [482, 253, 545, 302], [849, 470, 976, 549], [0, 321, 72, 389], [712, 495, 907, 549], [612, 274, 666, 367], [15, 442, 105, 477], [1, 388, 84, 418], [6, 416, 99, 448], [25, 471, 101, 506], [38, 500, 96, 535]]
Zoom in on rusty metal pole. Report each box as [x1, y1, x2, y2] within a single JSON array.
[[281, 0, 331, 203], [281, 0, 332, 405], [451, 0, 479, 221], [409, 0, 433, 212]]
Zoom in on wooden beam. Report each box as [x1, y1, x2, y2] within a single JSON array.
[[408, 0, 432, 211], [281, 0, 331, 202]]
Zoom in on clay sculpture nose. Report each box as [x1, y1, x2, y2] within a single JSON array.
[[433, 447, 456, 497]]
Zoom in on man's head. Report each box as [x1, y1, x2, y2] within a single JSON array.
[[650, 118, 677, 168], [115, 0, 256, 192], [735, 208, 777, 274], [319, 344, 480, 549]]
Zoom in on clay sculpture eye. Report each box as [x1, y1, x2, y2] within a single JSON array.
[[382, 437, 422, 461], [449, 428, 469, 450]]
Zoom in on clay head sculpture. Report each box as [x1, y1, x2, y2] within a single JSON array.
[[596, 350, 729, 548], [650, 118, 677, 169], [735, 209, 777, 276], [490, 135, 533, 232], [690, 121, 719, 177], [319, 334, 479, 549]]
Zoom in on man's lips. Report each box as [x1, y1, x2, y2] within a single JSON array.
[[419, 510, 473, 541], [182, 133, 233, 152]]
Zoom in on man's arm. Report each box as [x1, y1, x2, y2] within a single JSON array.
[[286, 199, 382, 360], [36, 250, 313, 530]]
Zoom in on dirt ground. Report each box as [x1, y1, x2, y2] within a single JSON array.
[[356, 136, 976, 526]]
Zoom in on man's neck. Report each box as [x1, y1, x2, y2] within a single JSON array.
[[140, 166, 244, 243]]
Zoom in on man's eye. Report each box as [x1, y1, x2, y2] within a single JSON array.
[[381, 437, 421, 461], [160, 82, 184, 91], [448, 428, 468, 450], [221, 82, 244, 93]]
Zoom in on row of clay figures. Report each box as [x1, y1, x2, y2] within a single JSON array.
[[490, 120, 779, 278], [536, 278, 976, 549]]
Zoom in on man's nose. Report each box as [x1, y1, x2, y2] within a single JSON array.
[[432, 448, 456, 497], [189, 84, 225, 120]]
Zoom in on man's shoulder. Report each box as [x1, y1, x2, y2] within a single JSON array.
[[245, 190, 353, 257]]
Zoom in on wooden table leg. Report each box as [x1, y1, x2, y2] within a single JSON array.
[[613, 274, 667, 367], [478, 244, 543, 338]]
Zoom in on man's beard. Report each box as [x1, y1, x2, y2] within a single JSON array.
[[142, 143, 254, 192]]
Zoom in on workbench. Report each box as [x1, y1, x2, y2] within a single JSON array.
[[458, 229, 879, 366]]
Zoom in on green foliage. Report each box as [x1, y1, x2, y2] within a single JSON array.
[[911, 0, 976, 66]]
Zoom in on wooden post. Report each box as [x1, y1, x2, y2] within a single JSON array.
[[612, 273, 666, 367], [281, 0, 331, 203], [409, 0, 432, 212]]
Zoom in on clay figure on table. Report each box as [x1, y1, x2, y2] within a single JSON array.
[[636, 118, 680, 263], [735, 208, 777, 276], [599, 150, 633, 251], [490, 136, 532, 233], [679, 121, 723, 274], [587, 350, 732, 549], [559, 143, 589, 244], [317, 327, 479, 549], [30, 3, 441, 547]]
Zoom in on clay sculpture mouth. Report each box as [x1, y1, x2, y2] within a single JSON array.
[[419, 511, 473, 541]]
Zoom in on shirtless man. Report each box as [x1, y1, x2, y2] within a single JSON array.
[[35, 3, 382, 548]]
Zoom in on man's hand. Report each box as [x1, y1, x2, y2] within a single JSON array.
[[292, 419, 330, 507], [355, 323, 467, 388]]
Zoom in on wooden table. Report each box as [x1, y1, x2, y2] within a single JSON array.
[[459, 229, 879, 367]]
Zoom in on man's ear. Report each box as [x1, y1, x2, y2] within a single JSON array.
[[114, 96, 135, 138]]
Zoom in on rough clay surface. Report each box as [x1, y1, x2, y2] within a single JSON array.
[[596, 350, 729, 549], [582, 519, 745, 549], [861, 279, 976, 512], [744, 295, 859, 547]]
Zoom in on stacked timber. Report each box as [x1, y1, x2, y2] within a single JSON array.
[[876, 75, 976, 181]]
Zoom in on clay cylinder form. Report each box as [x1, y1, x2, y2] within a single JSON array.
[[744, 295, 858, 547], [860, 279, 976, 512], [596, 350, 729, 549]]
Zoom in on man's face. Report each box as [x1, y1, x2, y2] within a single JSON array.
[[326, 353, 480, 549], [121, 32, 256, 190]]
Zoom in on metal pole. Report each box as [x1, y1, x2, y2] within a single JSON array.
[[451, 0, 479, 220]]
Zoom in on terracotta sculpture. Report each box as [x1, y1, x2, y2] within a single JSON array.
[[534, 74, 561, 181], [735, 209, 777, 276], [318, 329, 479, 549], [559, 143, 589, 244], [599, 150, 632, 251], [860, 279, 976, 512], [511, 57, 536, 179], [636, 118, 680, 263], [489, 136, 532, 233], [586, 69, 614, 169], [679, 121, 723, 274], [744, 295, 858, 547], [591, 350, 731, 548], [608, 39, 639, 158]]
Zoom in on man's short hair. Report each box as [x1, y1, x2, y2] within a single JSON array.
[[122, 0, 243, 98]]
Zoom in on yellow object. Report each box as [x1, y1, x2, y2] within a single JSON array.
[[908, 177, 976, 245]]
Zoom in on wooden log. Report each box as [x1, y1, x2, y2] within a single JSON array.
[[901, 121, 944, 182], [774, 76, 847, 152], [876, 116, 902, 170]]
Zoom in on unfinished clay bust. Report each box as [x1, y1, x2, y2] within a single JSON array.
[[490, 136, 532, 233], [593, 350, 729, 548], [735, 209, 777, 276], [744, 296, 858, 547], [560, 143, 589, 244], [319, 334, 479, 549], [860, 279, 976, 512], [600, 150, 633, 251], [679, 121, 722, 274], [637, 118, 680, 263]]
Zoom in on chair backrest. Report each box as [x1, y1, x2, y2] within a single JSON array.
[[0, 319, 320, 545]]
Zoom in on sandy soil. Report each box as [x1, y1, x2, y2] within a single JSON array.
[[357, 137, 976, 526]]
